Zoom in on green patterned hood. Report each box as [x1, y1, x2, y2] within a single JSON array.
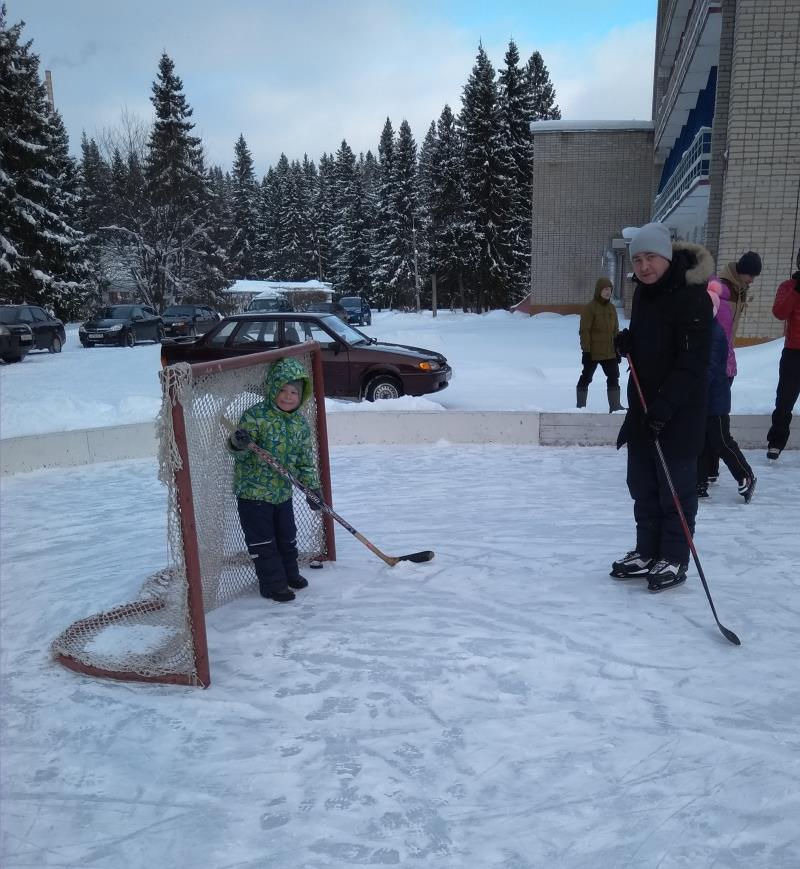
[[263, 356, 312, 410]]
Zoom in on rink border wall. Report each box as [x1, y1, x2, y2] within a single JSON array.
[[0, 412, 787, 476]]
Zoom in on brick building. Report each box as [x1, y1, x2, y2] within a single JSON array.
[[528, 0, 800, 340]]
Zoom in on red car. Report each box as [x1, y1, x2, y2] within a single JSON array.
[[161, 312, 451, 401]]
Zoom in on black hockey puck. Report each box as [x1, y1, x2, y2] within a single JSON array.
[[309, 560, 323, 569]]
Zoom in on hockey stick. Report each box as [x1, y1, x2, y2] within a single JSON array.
[[626, 355, 741, 646], [221, 417, 434, 567]]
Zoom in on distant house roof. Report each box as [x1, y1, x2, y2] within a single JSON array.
[[224, 279, 333, 295], [529, 120, 654, 133]]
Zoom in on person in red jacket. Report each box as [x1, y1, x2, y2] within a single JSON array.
[[766, 248, 800, 460]]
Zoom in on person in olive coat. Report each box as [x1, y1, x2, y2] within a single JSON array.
[[611, 222, 713, 592], [577, 277, 624, 412]]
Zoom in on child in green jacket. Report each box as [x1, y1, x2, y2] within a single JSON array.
[[228, 357, 321, 602]]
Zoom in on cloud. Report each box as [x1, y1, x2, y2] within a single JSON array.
[[49, 41, 99, 70]]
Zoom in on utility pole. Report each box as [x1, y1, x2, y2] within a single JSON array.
[[412, 219, 420, 312]]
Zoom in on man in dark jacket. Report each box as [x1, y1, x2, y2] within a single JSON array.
[[610, 222, 713, 592]]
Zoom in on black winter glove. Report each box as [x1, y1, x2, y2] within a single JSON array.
[[645, 411, 667, 440], [614, 328, 632, 357], [306, 489, 323, 511], [793, 279, 800, 294], [229, 428, 251, 451], [581, 351, 592, 365]]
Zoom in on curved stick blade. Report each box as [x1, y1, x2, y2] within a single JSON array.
[[398, 550, 435, 564], [719, 625, 741, 646]]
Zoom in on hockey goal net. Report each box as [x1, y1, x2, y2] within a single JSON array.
[[51, 344, 335, 687]]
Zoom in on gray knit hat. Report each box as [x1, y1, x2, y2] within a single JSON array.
[[628, 222, 673, 261]]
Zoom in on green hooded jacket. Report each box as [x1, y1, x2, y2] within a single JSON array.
[[231, 356, 320, 503], [579, 280, 620, 361]]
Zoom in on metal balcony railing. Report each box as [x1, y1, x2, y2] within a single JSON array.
[[653, 126, 712, 221]]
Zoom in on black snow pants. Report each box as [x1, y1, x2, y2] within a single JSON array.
[[626, 438, 697, 566], [767, 347, 800, 451], [577, 357, 619, 389], [237, 497, 300, 596], [698, 415, 753, 486]]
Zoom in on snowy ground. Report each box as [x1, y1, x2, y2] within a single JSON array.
[[2, 445, 799, 868], [0, 310, 785, 439]]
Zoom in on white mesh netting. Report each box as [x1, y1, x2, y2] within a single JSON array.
[[51, 351, 329, 686]]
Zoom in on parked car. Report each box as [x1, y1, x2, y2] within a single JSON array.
[[0, 304, 66, 353], [0, 308, 35, 363], [305, 301, 348, 322], [161, 312, 452, 401], [246, 292, 293, 313], [79, 304, 163, 347], [161, 304, 220, 338], [338, 296, 372, 326]]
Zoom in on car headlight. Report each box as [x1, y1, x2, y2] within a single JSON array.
[[107, 323, 123, 332], [418, 360, 440, 371], [0, 325, 10, 337], [79, 325, 86, 333]]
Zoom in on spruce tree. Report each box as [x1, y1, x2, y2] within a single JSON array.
[[329, 139, 371, 297], [313, 154, 336, 281], [392, 120, 420, 309], [370, 118, 400, 307], [229, 134, 259, 278], [526, 51, 561, 120], [0, 7, 92, 313], [459, 44, 515, 311]]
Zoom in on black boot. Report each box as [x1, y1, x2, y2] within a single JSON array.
[[576, 386, 588, 408], [262, 586, 296, 602], [607, 386, 624, 413], [287, 575, 309, 590]]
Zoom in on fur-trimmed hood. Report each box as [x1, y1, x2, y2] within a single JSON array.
[[672, 241, 715, 286]]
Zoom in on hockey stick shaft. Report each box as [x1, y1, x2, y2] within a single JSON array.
[[222, 418, 433, 567], [626, 355, 741, 646]]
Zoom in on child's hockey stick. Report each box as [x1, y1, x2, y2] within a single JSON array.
[[222, 418, 434, 567]]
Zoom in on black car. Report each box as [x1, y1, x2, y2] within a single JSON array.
[[306, 301, 349, 322], [161, 312, 452, 401], [0, 304, 66, 354], [338, 296, 372, 326], [80, 304, 163, 347], [161, 304, 220, 338], [0, 309, 34, 363]]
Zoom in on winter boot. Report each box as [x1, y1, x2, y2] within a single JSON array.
[[287, 575, 309, 590], [576, 386, 588, 408], [737, 476, 757, 503], [767, 446, 781, 461], [696, 482, 709, 499], [607, 386, 625, 413], [263, 586, 296, 602], [647, 560, 687, 592], [610, 550, 655, 579]]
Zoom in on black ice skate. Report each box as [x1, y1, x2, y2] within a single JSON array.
[[647, 560, 687, 592], [610, 551, 655, 579], [696, 482, 709, 498], [767, 446, 781, 461], [738, 476, 757, 503]]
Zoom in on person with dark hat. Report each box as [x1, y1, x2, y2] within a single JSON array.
[[610, 222, 713, 592], [576, 277, 624, 412], [718, 250, 762, 343], [766, 247, 800, 461]]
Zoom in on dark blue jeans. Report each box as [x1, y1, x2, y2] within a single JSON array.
[[626, 439, 697, 565], [237, 498, 300, 595]]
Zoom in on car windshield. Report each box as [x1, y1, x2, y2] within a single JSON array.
[[318, 314, 370, 344], [339, 297, 361, 308], [0, 306, 20, 324], [163, 306, 196, 316], [96, 305, 134, 319], [248, 298, 282, 311]]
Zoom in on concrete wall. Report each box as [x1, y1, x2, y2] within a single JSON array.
[[1, 413, 788, 476], [530, 128, 658, 312]]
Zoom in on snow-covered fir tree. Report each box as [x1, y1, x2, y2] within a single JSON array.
[[526, 51, 561, 121], [313, 153, 336, 281], [370, 118, 401, 309], [140, 53, 229, 308], [459, 44, 516, 311], [229, 134, 259, 279], [392, 120, 421, 309], [498, 40, 535, 302], [329, 139, 371, 297], [0, 7, 93, 315]]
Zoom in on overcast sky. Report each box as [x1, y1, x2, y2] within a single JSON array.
[[11, 0, 657, 175]]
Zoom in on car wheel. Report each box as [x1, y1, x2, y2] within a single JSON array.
[[49, 335, 63, 353], [365, 375, 403, 401], [81, 341, 92, 348], [125, 329, 135, 348]]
